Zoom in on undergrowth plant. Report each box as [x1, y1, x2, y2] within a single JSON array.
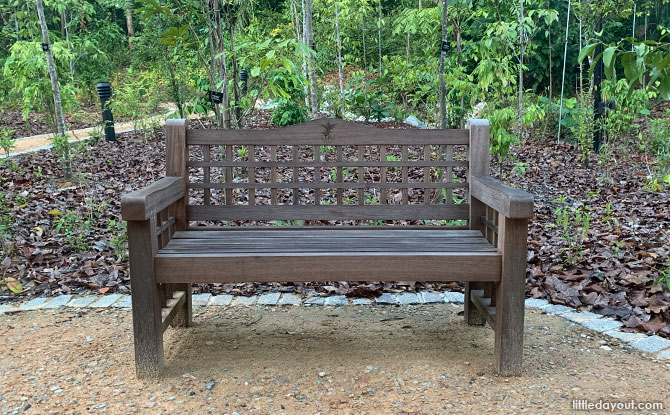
[[53, 210, 90, 252], [50, 134, 73, 180], [0, 127, 15, 157], [553, 194, 592, 264], [648, 110, 670, 183], [107, 220, 128, 260], [655, 264, 670, 291], [568, 93, 594, 167]]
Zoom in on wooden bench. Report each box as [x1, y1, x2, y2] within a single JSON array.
[[121, 118, 534, 377]]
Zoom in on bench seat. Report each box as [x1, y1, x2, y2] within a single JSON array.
[[154, 229, 502, 283]]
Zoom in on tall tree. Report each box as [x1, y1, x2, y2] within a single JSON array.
[[36, 0, 66, 139], [212, 0, 231, 128], [291, 0, 309, 108], [125, 6, 135, 45], [438, 0, 448, 129], [377, 0, 382, 76], [361, 12, 367, 68], [334, 0, 345, 116], [304, 0, 318, 116], [517, 0, 524, 140]]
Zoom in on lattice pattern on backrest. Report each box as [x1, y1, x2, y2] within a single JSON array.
[[183, 118, 471, 223]]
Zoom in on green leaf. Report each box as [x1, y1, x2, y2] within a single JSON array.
[[659, 75, 670, 100], [578, 43, 598, 64], [621, 52, 637, 80], [251, 67, 260, 77], [603, 46, 616, 69]]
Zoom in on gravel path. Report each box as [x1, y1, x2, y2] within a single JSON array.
[[1, 305, 668, 414]]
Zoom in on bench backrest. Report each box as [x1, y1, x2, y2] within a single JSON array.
[[165, 118, 490, 226]]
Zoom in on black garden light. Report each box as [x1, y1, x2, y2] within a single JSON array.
[[96, 82, 116, 142], [240, 69, 248, 95]]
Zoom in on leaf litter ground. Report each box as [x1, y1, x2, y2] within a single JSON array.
[[1, 113, 669, 337]]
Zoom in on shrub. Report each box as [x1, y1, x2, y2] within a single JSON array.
[[270, 99, 308, 126], [649, 110, 670, 176]]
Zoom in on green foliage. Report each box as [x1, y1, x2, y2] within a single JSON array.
[[648, 110, 670, 177], [0, 127, 15, 157], [567, 93, 594, 166], [53, 210, 90, 253], [580, 27, 670, 100], [483, 106, 518, 167], [270, 98, 308, 126], [107, 220, 128, 260], [655, 265, 670, 291], [111, 69, 165, 140], [601, 79, 653, 142], [3, 40, 78, 121], [553, 194, 592, 264], [50, 134, 73, 180], [0, 194, 13, 261]]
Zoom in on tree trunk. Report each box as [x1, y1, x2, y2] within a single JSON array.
[[229, 23, 242, 128], [456, 25, 464, 128], [548, 28, 552, 102], [63, 10, 74, 80], [361, 13, 366, 68], [335, 0, 345, 117], [377, 0, 382, 77], [204, 2, 222, 128], [213, 0, 231, 129], [305, 0, 318, 117], [36, 0, 69, 177], [517, 0, 524, 140], [125, 6, 135, 45], [438, 0, 447, 129], [37, 0, 67, 138], [579, 13, 583, 93], [295, 0, 310, 108]]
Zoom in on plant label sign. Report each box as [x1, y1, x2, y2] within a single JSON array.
[[208, 91, 224, 104]]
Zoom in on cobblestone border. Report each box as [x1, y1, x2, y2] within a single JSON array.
[[2, 292, 669, 361]]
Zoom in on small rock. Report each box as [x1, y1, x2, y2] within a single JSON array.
[[205, 379, 216, 392], [318, 372, 326, 378]]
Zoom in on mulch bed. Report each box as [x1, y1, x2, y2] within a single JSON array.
[[1, 111, 668, 337]]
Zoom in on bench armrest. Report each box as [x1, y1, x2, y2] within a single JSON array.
[[471, 176, 534, 219], [121, 177, 185, 221]]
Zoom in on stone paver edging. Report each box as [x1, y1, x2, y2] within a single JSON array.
[[2, 292, 669, 362]]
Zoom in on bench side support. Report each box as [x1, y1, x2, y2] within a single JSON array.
[[465, 119, 489, 326], [165, 119, 192, 327], [494, 216, 527, 376], [128, 217, 164, 378]]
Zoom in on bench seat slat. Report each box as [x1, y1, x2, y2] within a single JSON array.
[[154, 229, 501, 283], [172, 229, 484, 238], [155, 252, 501, 283]]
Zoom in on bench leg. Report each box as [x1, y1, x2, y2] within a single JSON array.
[[172, 283, 192, 327], [494, 217, 527, 376], [128, 219, 164, 378], [464, 282, 486, 325]]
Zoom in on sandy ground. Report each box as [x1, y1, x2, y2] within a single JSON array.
[[1, 304, 668, 415]]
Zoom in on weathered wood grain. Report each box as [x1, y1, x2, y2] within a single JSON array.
[[494, 216, 528, 376], [128, 218, 164, 378], [465, 118, 491, 326], [187, 204, 470, 221], [155, 252, 502, 283], [187, 118, 469, 145], [121, 177, 185, 221], [471, 176, 534, 219]]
